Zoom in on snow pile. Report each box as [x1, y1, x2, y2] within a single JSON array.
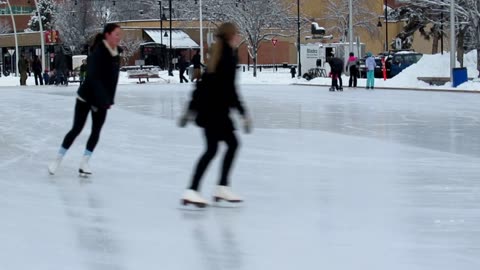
[[305, 51, 480, 90]]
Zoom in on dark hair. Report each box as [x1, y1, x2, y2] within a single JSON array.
[[349, 52, 354, 56], [91, 23, 121, 51]]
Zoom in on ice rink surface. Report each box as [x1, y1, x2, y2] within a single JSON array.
[[1, 83, 479, 270]]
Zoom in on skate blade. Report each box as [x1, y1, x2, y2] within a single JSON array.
[[213, 196, 243, 203], [212, 197, 243, 208], [79, 172, 91, 178], [181, 199, 208, 209]]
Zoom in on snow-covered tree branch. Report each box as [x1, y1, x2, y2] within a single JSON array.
[[323, 0, 379, 41]]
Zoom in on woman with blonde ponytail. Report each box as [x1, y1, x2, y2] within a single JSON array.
[[179, 22, 252, 207]]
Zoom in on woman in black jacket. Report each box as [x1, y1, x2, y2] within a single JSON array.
[[48, 23, 122, 177], [179, 22, 252, 207]]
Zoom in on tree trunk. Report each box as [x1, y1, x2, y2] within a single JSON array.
[[477, 25, 480, 77], [457, 29, 465, 68], [432, 34, 439, 54], [253, 48, 258, 77]]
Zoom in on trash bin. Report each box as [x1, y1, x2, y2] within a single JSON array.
[[188, 65, 194, 81], [452, 67, 468, 87]]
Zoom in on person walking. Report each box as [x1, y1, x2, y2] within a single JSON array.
[[178, 22, 252, 207], [365, 52, 376, 89], [18, 54, 28, 86], [79, 59, 87, 85], [178, 55, 189, 83], [48, 23, 123, 177], [33, 55, 43, 86], [346, 52, 358, 88], [191, 50, 204, 82]]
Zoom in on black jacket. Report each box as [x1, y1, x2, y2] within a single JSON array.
[[77, 42, 122, 108], [188, 41, 246, 132], [328, 57, 344, 74], [33, 59, 42, 73], [192, 54, 203, 69]]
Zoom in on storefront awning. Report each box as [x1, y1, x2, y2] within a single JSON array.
[[143, 30, 199, 49]]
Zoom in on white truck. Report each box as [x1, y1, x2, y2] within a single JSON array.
[[300, 42, 365, 79]]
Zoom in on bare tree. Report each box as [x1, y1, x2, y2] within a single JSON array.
[[54, 0, 115, 52], [120, 35, 144, 65], [393, 0, 480, 68], [0, 18, 11, 34], [323, 0, 379, 42], [178, 0, 295, 77]]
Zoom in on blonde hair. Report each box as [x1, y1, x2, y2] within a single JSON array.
[[207, 22, 238, 73]]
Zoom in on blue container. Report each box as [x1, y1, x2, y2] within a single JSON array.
[[452, 67, 468, 87]]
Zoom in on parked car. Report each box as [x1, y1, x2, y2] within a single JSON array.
[[388, 52, 423, 77], [358, 57, 384, 78], [358, 51, 423, 78]]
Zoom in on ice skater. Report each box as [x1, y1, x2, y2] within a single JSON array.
[[178, 22, 252, 207], [48, 23, 123, 177], [365, 52, 375, 89], [327, 56, 344, 91]]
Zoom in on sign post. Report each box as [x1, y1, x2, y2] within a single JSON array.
[[272, 38, 278, 72], [382, 57, 387, 81]]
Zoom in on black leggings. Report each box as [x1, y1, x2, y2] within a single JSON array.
[[190, 129, 239, 191], [62, 99, 107, 152]]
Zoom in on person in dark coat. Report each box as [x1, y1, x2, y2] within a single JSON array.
[[346, 52, 358, 88], [18, 54, 28, 86], [54, 48, 68, 86], [191, 50, 204, 82], [48, 23, 123, 177], [327, 56, 344, 91], [79, 59, 87, 85], [178, 55, 189, 83], [290, 66, 296, 78], [33, 55, 43, 85], [178, 22, 252, 207]]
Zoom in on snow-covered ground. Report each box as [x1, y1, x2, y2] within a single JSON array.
[[304, 51, 480, 91], [1, 83, 479, 270], [1, 51, 478, 90]]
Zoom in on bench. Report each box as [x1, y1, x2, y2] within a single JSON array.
[[417, 76, 474, 86], [127, 70, 160, 84]]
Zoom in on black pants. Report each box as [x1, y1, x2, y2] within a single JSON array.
[[189, 129, 239, 191], [179, 69, 188, 83], [62, 99, 108, 152], [34, 72, 43, 85], [331, 71, 342, 89], [349, 67, 358, 87]]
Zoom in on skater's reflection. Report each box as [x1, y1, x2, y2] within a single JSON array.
[[184, 209, 244, 270]]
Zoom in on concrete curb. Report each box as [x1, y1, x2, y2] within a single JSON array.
[[294, 83, 480, 94]]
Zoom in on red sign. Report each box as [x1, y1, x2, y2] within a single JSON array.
[[272, 38, 278, 47], [45, 30, 60, 44]]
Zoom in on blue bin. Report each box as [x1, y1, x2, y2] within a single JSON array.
[[452, 67, 468, 87]]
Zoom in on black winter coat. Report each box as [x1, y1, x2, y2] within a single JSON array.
[[192, 54, 203, 69], [329, 57, 344, 74], [77, 42, 122, 108], [188, 41, 246, 132]]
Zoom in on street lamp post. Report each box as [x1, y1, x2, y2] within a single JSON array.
[[168, 0, 173, 76], [297, 0, 301, 77], [199, 0, 203, 64], [348, 0, 353, 54], [3, 0, 19, 76], [450, 0, 455, 83], [33, 0, 46, 72], [384, 0, 388, 52], [158, 0, 164, 69]]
